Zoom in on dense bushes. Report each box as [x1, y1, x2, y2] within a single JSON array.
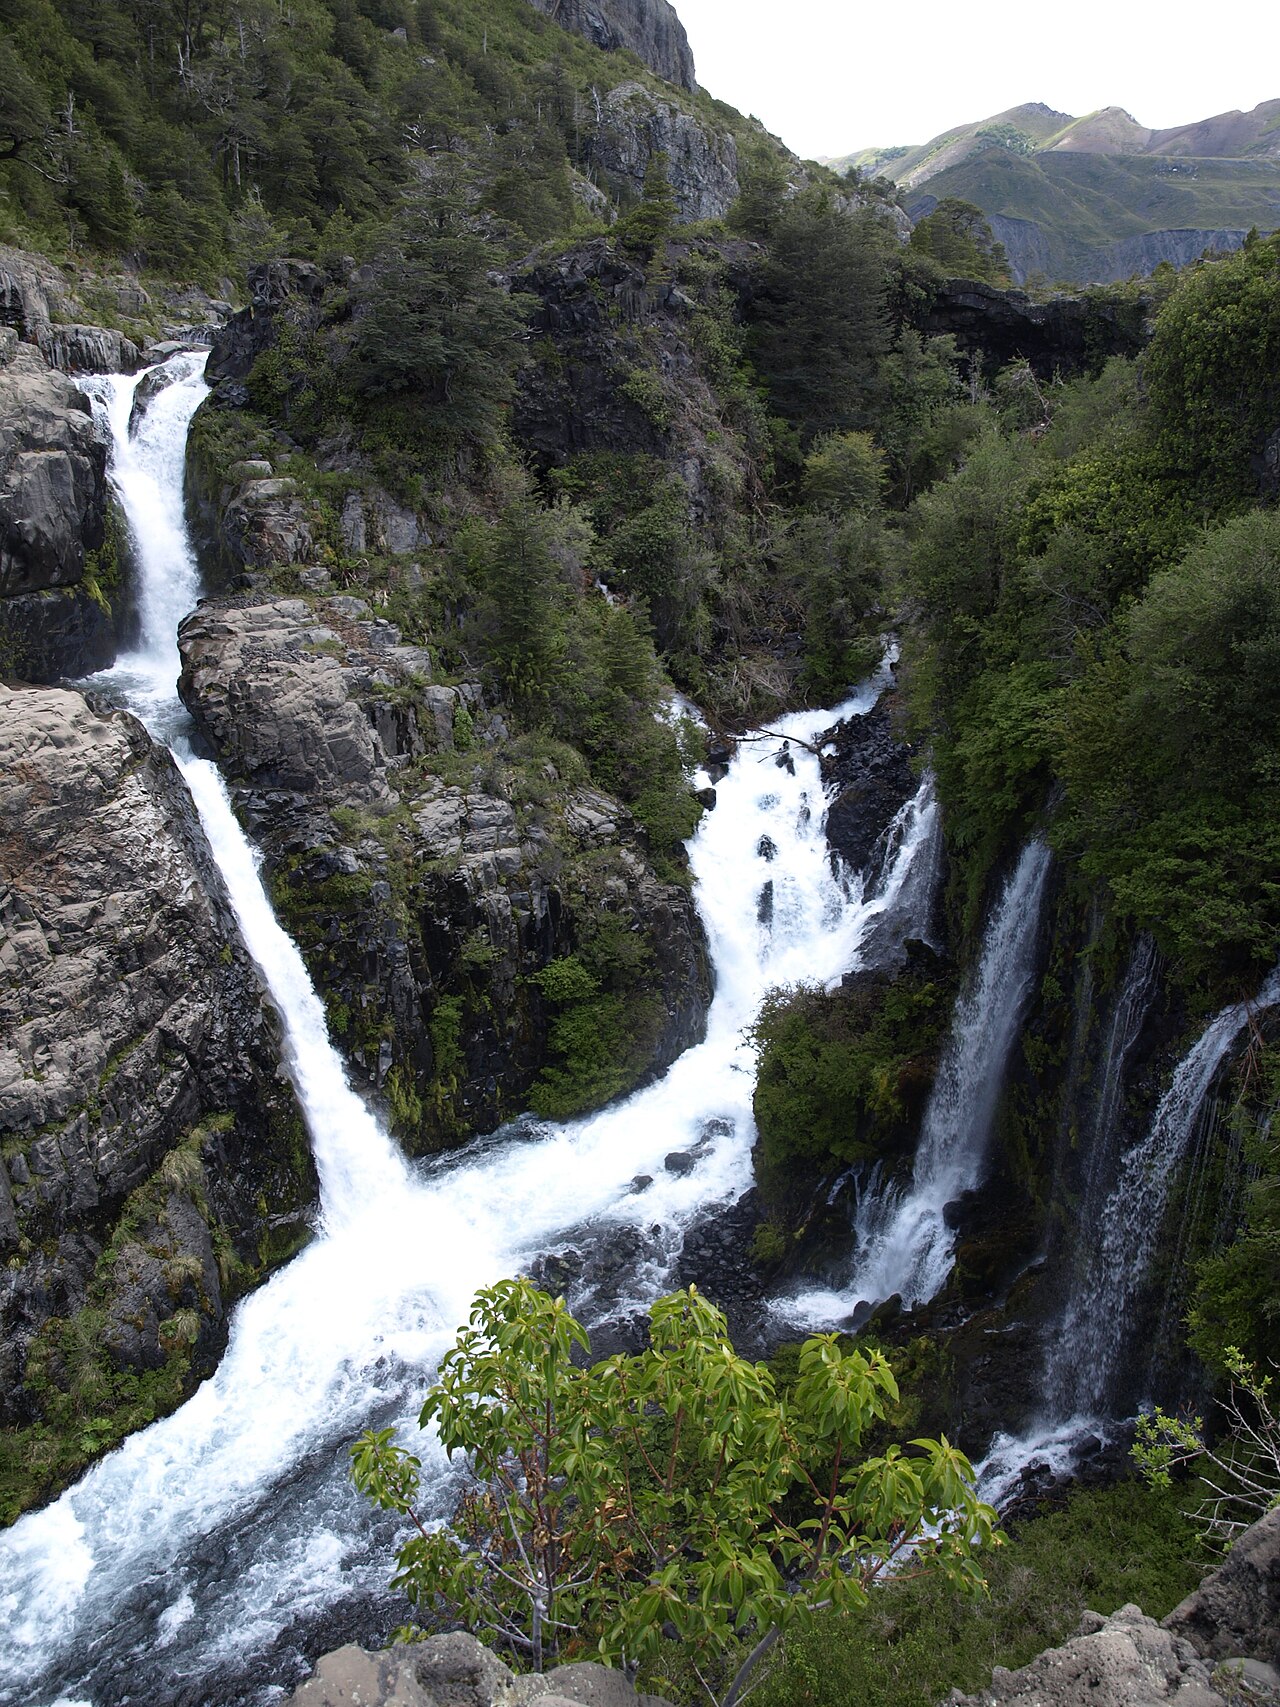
[[751, 969, 951, 1207], [897, 237, 1280, 992]]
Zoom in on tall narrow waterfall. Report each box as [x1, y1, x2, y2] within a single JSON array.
[[979, 959, 1280, 1508], [785, 839, 1052, 1326], [1050, 962, 1280, 1417], [0, 357, 939, 1707]]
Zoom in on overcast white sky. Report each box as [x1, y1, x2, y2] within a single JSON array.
[[673, 0, 1279, 160]]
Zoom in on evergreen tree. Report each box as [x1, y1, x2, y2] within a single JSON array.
[[350, 175, 529, 462], [750, 188, 894, 442]]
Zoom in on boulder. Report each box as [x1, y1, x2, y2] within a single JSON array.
[[952, 1508, 1280, 1705], [948, 1602, 1234, 1705], [1164, 1507, 1280, 1668]]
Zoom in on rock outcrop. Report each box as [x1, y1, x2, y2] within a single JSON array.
[[920, 277, 1150, 380], [0, 326, 114, 680], [951, 1509, 1280, 1706], [177, 594, 710, 1151], [949, 1602, 1271, 1706], [0, 687, 314, 1508], [584, 81, 738, 221], [35, 321, 143, 376], [1165, 1509, 1280, 1671], [525, 0, 695, 91], [820, 700, 922, 879]]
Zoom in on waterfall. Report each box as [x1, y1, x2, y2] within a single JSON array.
[[979, 960, 1280, 1508], [1042, 934, 1158, 1419], [1052, 962, 1280, 1416], [0, 358, 941, 1707], [784, 839, 1052, 1326]]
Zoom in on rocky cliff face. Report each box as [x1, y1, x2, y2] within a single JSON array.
[[525, 0, 696, 91], [990, 213, 1256, 287], [584, 81, 738, 220], [0, 686, 314, 1514], [0, 327, 115, 681], [177, 593, 711, 1151]]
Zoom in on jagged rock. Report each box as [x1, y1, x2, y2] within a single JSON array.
[[585, 81, 737, 221], [0, 331, 112, 679], [284, 1630, 676, 1707], [524, 0, 695, 90], [951, 1509, 1280, 1705], [35, 321, 143, 375], [0, 686, 313, 1434], [179, 596, 441, 803], [0, 245, 71, 342], [921, 277, 1150, 380], [1164, 1508, 1280, 1667], [820, 702, 920, 877]]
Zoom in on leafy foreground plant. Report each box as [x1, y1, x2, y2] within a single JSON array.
[[351, 1280, 999, 1706]]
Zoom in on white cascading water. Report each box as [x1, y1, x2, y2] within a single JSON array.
[[978, 959, 1280, 1509], [0, 356, 941, 1707], [783, 838, 1052, 1327]]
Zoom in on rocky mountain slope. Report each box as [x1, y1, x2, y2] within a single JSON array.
[[833, 98, 1280, 283]]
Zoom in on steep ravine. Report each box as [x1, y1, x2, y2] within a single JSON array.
[[0, 351, 940, 1707]]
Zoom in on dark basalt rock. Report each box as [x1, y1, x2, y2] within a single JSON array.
[[920, 276, 1150, 381], [819, 701, 920, 878]]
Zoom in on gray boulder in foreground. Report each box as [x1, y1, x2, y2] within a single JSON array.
[[285, 1631, 674, 1707], [951, 1507, 1280, 1705]]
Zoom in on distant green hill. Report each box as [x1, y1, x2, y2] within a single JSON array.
[[828, 99, 1280, 284]]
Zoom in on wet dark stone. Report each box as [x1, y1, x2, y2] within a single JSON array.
[[630, 1174, 653, 1193], [757, 880, 774, 926], [664, 1151, 695, 1176], [757, 835, 777, 862], [695, 785, 717, 810], [774, 746, 795, 774], [820, 704, 919, 878]]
